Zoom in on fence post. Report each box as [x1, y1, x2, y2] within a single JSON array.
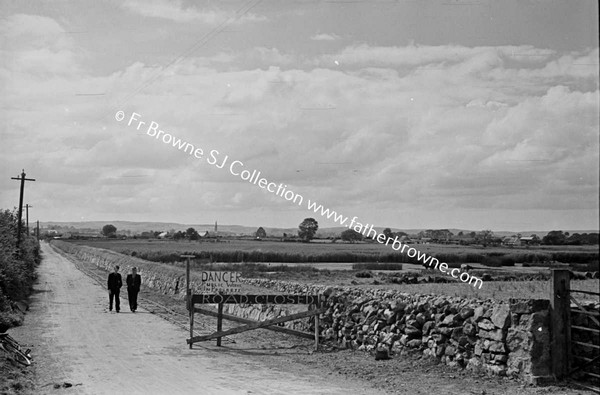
[[550, 269, 571, 379], [181, 255, 195, 349]]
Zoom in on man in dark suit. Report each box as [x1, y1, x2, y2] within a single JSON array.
[[107, 265, 123, 313], [126, 267, 141, 312]]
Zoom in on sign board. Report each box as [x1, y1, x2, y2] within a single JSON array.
[[199, 271, 242, 293], [192, 294, 319, 304]]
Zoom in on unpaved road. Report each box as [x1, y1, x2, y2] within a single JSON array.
[[10, 243, 383, 395]]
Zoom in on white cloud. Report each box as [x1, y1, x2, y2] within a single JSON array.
[[120, 0, 266, 24], [1, 13, 597, 230], [310, 33, 340, 41]]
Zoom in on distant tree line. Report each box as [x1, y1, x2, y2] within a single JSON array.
[[542, 230, 599, 245]]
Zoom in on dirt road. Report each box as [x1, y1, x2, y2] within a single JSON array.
[[10, 243, 384, 395]]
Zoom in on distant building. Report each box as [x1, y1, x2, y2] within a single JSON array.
[[502, 236, 521, 246]]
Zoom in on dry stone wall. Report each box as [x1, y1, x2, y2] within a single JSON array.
[[51, 241, 554, 383]]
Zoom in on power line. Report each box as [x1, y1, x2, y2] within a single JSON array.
[[111, 0, 263, 112]]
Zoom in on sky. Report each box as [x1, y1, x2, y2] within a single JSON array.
[[1, 0, 598, 232]]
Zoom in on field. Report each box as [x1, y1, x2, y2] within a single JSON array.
[[67, 238, 599, 268], [64, 238, 600, 302]]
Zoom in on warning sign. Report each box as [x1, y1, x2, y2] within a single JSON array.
[[199, 271, 242, 293]]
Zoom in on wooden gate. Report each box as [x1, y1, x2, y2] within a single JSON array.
[[180, 255, 323, 350], [551, 269, 600, 393]]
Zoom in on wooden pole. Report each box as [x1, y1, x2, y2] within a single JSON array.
[[217, 303, 224, 346], [25, 204, 32, 235], [10, 170, 35, 251], [314, 295, 320, 350], [550, 269, 571, 380], [181, 255, 195, 349]]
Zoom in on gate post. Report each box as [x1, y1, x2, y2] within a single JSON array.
[[181, 255, 195, 349], [550, 269, 571, 379]]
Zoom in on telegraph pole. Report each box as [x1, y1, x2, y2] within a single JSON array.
[[10, 170, 36, 250], [25, 204, 32, 235]]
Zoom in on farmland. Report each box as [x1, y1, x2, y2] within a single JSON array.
[[63, 238, 600, 302], [67, 238, 599, 269]]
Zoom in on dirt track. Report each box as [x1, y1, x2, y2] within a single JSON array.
[[10, 243, 383, 395]]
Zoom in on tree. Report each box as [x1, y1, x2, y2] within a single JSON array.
[[186, 227, 199, 241], [298, 218, 318, 242], [542, 230, 566, 245], [173, 231, 185, 240], [383, 228, 393, 239], [102, 224, 117, 238], [255, 227, 267, 239], [341, 229, 363, 242], [477, 230, 494, 247]]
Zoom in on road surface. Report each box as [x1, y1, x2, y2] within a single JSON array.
[[11, 243, 384, 395]]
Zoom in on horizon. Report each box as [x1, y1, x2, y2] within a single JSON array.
[[37, 219, 599, 235]]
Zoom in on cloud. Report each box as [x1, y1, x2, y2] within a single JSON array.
[[310, 33, 340, 41], [1, 13, 597, 230], [317, 44, 555, 68], [0, 14, 81, 75], [120, 0, 266, 24]]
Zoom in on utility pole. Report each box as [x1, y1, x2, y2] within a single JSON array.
[[25, 204, 32, 235], [10, 170, 36, 250], [36, 220, 40, 241]]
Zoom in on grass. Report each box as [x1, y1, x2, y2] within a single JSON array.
[[66, 239, 599, 267], [352, 279, 600, 302]]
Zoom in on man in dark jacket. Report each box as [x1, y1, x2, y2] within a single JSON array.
[[126, 267, 141, 312], [107, 265, 123, 313]]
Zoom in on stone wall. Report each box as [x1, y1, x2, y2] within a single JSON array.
[[51, 241, 554, 383]]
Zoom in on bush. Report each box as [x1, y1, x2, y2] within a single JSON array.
[[355, 271, 373, 278], [0, 209, 40, 330]]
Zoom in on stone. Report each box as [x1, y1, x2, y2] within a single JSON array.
[[474, 343, 484, 356], [406, 319, 421, 329], [439, 327, 453, 336], [445, 345, 456, 356], [478, 319, 495, 331], [405, 325, 422, 337], [510, 313, 520, 326], [493, 354, 508, 363], [399, 334, 409, 346], [422, 321, 435, 335], [473, 306, 486, 321], [486, 365, 507, 376], [459, 307, 475, 320], [489, 342, 507, 354], [436, 345, 446, 357], [451, 327, 463, 340], [463, 322, 476, 336], [509, 299, 549, 314], [407, 339, 422, 348], [479, 329, 505, 342], [483, 339, 491, 351], [441, 314, 457, 326], [491, 304, 510, 329]]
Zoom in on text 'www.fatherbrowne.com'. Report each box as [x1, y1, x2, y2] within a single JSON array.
[[115, 111, 484, 289]]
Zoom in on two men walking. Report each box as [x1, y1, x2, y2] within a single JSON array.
[[107, 266, 141, 313]]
